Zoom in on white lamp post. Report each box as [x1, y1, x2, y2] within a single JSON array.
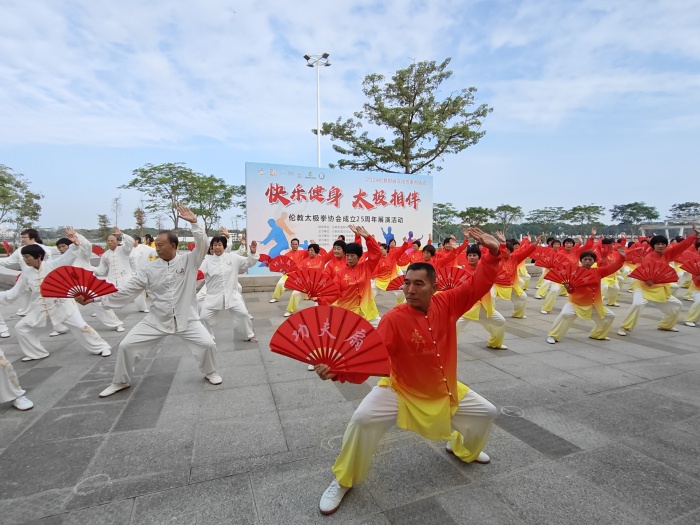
[[304, 53, 331, 167]]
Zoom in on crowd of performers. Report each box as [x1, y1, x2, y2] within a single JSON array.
[[0, 211, 698, 516]]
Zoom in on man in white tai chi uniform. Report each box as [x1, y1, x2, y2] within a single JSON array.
[[81, 207, 223, 398]]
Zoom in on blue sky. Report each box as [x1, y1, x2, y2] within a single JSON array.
[[1, 0, 699, 229]]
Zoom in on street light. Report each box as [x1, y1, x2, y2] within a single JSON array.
[[304, 53, 331, 167]]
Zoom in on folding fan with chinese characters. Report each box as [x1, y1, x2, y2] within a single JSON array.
[[625, 244, 652, 265], [681, 254, 700, 277], [435, 267, 470, 291], [386, 275, 405, 291], [257, 253, 272, 267], [92, 245, 105, 256], [544, 263, 598, 289], [284, 268, 340, 300], [629, 260, 678, 284], [269, 255, 298, 274], [270, 305, 390, 375], [2, 241, 12, 255], [534, 249, 569, 269], [40, 266, 118, 301]]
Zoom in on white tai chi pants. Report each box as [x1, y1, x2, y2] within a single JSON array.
[[620, 289, 682, 331], [15, 311, 110, 360], [331, 385, 497, 487], [0, 311, 8, 334], [0, 349, 24, 403], [456, 308, 506, 348], [200, 300, 255, 340], [112, 320, 218, 384]]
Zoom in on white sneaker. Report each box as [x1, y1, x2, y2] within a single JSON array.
[[283, 312, 292, 317], [308, 364, 316, 371], [13, 396, 34, 411], [489, 344, 508, 350], [49, 330, 68, 337], [685, 321, 697, 327], [617, 328, 627, 336], [319, 479, 351, 515], [246, 336, 259, 342], [658, 327, 679, 332], [101, 348, 112, 357], [205, 372, 223, 385], [445, 441, 490, 463], [540, 310, 548, 315], [249, 314, 255, 320], [546, 336, 556, 344], [0, 331, 9, 338], [534, 295, 543, 300], [21, 355, 48, 362], [99, 383, 129, 397], [140, 309, 150, 313], [115, 326, 125, 332], [269, 299, 278, 303], [91, 313, 98, 317]]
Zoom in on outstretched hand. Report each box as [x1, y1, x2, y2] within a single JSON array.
[[467, 228, 500, 256], [616, 246, 626, 258], [177, 205, 197, 224], [220, 226, 230, 238], [64, 226, 80, 245], [249, 240, 257, 253], [113, 227, 122, 236]]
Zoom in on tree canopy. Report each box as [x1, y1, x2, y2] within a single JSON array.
[[610, 202, 659, 232], [320, 58, 492, 175], [667, 202, 700, 221], [0, 164, 43, 230]]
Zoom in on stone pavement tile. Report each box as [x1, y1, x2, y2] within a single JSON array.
[[493, 413, 581, 460], [112, 397, 167, 432], [602, 342, 676, 360], [130, 475, 255, 525], [192, 411, 288, 465], [0, 489, 72, 524], [334, 380, 372, 401], [155, 392, 203, 428], [250, 454, 381, 525], [364, 440, 468, 511], [566, 365, 647, 389], [504, 339, 559, 355], [145, 355, 182, 375], [563, 346, 640, 365], [55, 379, 134, 408], [383, 497, 458, 525], [610, 361, 687, 380], [437, 486, 528, 525], [349, 513, 391, 524], [190, 446, 332, 484], [215, 348, 263, 368], [20, 402, 126, 443], [264, 355, 321, 383], [526, 350, 601, 371], [645, 353, 700, 372], [24, 499, 135, 525], [645, 372, 700, 406], [0, 414, 27, 445], [523, 406, 615, 451], [482, 355, 564, 379], [469, 377, 568, 409], [271, 377, 346, 410], [0, 436, 104, 499], [482, 461, 652, 525], [520, 370, 607, 400], [278, 399, 356, 450], [198, 384, 276, 420], [671, 508, 700, 525], [457, 345, 498, 360], [456, 360, 515, 384], [559, 443, 700, 523], [15, 365, 62, 389], [600, 387, 699, 423], [674, 415, 700, 437]]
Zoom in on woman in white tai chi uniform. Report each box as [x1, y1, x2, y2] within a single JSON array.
[[0, 228, 112, 361], [81, 207, 223, 398]]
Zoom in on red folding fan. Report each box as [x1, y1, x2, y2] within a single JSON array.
[[625, 244, 652, 264], [257, 253, 271, 266], [435, 266, 470, 291], [40, 266, 118, 301], [187, 242, 195, 252], [534, 249, 569, 269], [680, 254, 700, 277], [196, 270, 205, 281], [269, 255, 298, 274], [2, 240, 12, 255], [92, 244, 105, 256], [397, 252, 412, 267], [386, 275, 405, 291], [629, 260, 679, 284], [284, 268, 340, 299], [270, 305, 390, 375], [544, 263, 598, 289]]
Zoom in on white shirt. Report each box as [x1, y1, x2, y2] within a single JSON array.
[[130, 243, 158, 272], [0, 243, 58, 271], [200, 249, 258, 310], [100, 223, 207, 333], [95, 234, 134, 287], [0, 242, 81, 325]]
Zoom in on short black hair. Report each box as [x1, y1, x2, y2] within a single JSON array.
[[345, 242, 363, 257], [563, 238, 575, 245], [290, 238, 300, 244], [337, 235, 346, 241], [580, 250, 597, 262], [505, 241, 514, 253], [144, 234, 154, 244], [332, 240, 346, 252], [422, 245, 436, 256], [379, 243, 388, 250], [133, 235, 142, 243], [21, 244, 46, 260], [649, 235, 668, 248], [406, 262, 436, 284], [308, 243, 320, 254], [551, 238, 561, 245], [158, 230, 179, 246], [674, 236, 684, 243], [21, 228, 42, 244], [546, 237, 555, 245], [412, 240, 422, 248], [56, 237, 73, 247], [602, 238, 614, 245], [443, 237, 453, 245], [210, 236, 228, 249], [467, 244, 482, 258]]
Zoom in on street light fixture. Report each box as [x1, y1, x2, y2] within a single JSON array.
[[304, 53, 331, 167]]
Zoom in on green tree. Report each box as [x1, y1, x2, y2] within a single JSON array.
[[610, 202, 659, 233], [459, 206, 495, 227], [433, 202, 459, 229], [320, 58, 492, 174], [97, 214, 111, 240], [667, 202, 700, 221], [525, 207, 566, 235], [188, 175, 239, 233], [493, 205, 523, 236], [120, 163, 199, 231], [0, 164, 43, 228], [133, 207, 146, 235], [562, 204, 606, 233]]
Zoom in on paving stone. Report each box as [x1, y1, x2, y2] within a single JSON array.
[[563, 346, 640, 365], [437, 486, 528, 525], [28, 499, 134, 525], [0, 489, 72, 524], [610, 360, 687, 380], [198, 383, 276, 419], [278, 400, 355, 450], [271, 377, 346, 410], [15, 366, 62, 389], [494, 414, 581, 460], [527, 350, 600, 370], [131, 475, 255, 525], [20, 402, 126, 442], [456, 360, 517, 384], [566, 365, 647, 389], [522, 406, 615, 450], [384, 497, 457, 525]]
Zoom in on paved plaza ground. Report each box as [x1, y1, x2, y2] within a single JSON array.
[[1, 281, 699, 524]]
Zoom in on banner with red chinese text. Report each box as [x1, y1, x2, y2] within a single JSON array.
[[245, 162, 433, 274]]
